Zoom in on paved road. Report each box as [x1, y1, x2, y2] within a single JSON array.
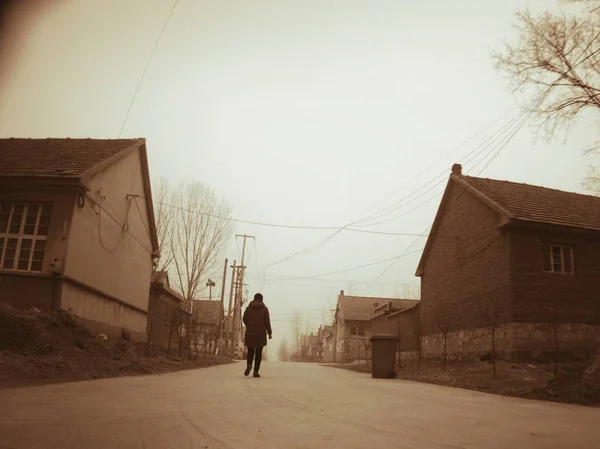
[[0, 362, 599, 449]]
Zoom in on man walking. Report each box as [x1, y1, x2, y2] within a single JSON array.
[[242, 293, 272, 378]]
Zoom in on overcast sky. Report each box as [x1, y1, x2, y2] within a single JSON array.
[[0, 0, 597, 352]]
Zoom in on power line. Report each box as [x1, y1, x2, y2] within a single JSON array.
[[261, 105, 536, 269], [353, 107, 532, 228], [156, 202, 425, 236], [118, 0, 179, 138], [366, 109, 533, 289], [262, 248, 423, 282]]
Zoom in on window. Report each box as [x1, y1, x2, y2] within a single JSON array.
[[0, 203, 51, 273], [350, 326, 365, 336], [542, 244, 574, 274]]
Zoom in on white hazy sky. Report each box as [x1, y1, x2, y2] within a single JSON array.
[[1, 0, 597, 351]]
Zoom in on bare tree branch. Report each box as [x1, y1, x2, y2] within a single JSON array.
[[158, 181, 233, 303], [492, 3, 600, 152]]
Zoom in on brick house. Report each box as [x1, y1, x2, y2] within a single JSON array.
[[416, 163, 600, 361], [333, 291, 411, 363], [0, 138, 159, 340], [147, 271, 186, 352]]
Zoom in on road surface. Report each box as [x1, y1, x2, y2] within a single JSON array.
[[0, 362, 599, 448]]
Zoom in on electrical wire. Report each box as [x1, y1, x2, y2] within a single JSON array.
[[155, 202, 426, 236], [366, 108, 534, 289], [261, 104, 537, 269], [118, 0, 179, 138]]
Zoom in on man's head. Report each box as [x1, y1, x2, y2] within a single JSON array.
[[254, 293, 264, 302]]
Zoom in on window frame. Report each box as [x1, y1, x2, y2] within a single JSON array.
[[350, 326, 366, 337], [0, 202, 51, 273], [541, 243, 574, 275]]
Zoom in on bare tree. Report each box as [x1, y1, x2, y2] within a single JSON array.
[[479, 296, 508, 378], [395, 314, 404, 371], [278, 338, 290, 362], [583, 165, 600, 194], [152, 177, 175, 274], [167, 181, 233, 304], [165, 304, 183, 357], [395, 283, 421, 300], [434, 303, 453, 371], [492, 0, 600, 186], [542, 321, 562, 378], [289, 308, 304, 358]]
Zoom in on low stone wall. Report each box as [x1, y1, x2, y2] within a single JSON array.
[[420, 322, 600, 362]]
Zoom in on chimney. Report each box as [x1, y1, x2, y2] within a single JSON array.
[[451, 163, 462, 176], [340, 290, 344, 296]]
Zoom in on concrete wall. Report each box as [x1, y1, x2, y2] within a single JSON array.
[[0, 273, 55, 309], [60, 280, 147, 340], [0, 191, 74, 308], [64, 148, 154, 315], [510, 228, 600, 324], [419, 182, 512, 336]]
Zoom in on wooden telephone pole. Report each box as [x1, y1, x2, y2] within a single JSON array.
[[232, 234, 254, 358], [216, 258, 228, 355]]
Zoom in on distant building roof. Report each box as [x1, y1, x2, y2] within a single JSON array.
[[337, 294, 418, 321]]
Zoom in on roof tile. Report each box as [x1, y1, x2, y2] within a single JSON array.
[[0, 138, 142, 178], [460, 175, 600, 232]]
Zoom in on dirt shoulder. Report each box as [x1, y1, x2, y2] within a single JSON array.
[[0, 303, 233, 388], [329, 357, 600, 407]]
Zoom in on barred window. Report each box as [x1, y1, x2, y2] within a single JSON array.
[[542, 244, 574, 275], [0, 203, 51, 272]]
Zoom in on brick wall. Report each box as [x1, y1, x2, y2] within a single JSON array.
[[395, 305, 420, 352], [419, 181, 512, 336], [510, 227, 600, 324], [147, 289, 183, 350]]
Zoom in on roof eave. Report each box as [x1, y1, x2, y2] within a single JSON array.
[[501, 219, 600, 235], [0, 175, 89, 192]]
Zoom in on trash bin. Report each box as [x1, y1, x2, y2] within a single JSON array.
[[370, 334, 398, 379]]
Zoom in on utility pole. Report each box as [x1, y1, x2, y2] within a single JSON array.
[[206, 279, 216, 301], [225, 260, 237, 356], [216, 259, 227, 355], [233, 234, 254, 358]]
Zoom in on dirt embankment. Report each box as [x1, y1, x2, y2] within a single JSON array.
[[332, 356, 600, 406], [0, 303, 232, 388]]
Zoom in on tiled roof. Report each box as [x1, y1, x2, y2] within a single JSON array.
[[192, 300, 222, 325], [338, 295, 417, 321], [0, 138, 142, 178], [459, 175, 600, 232]]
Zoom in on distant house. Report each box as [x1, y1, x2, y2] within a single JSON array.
[[416, 163, 600, 361], [299, 333, 321, 362], [333, 291, 414, 363], [371, 298, 420, 335], [0, 138, 159, 340], [191, 299, 223, 356], [147, 271, 186, 352]]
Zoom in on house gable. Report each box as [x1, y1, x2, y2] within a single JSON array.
[[416, 172, 511, 277]]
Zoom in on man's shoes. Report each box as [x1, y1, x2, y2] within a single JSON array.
[[253, 371, 260, 378], [244, 366, 251, 377]]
